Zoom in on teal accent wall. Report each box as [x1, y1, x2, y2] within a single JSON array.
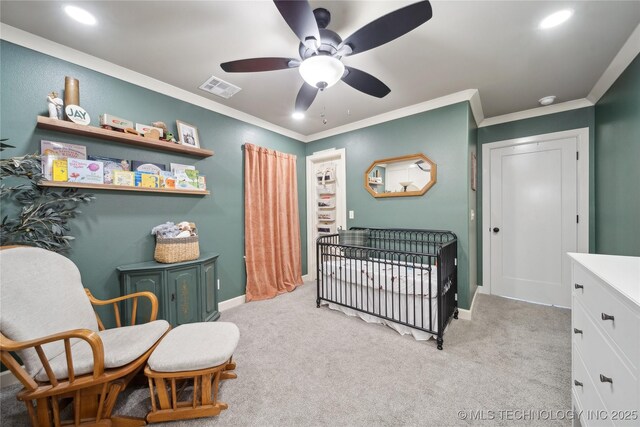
[[0, 41, 307, 325], [594, 54, 640, 256], [306, 102, 476, 309], [476, 107, 595, 285]]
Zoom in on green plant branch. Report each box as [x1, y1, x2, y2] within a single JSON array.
[[1, 153, 95, 252]]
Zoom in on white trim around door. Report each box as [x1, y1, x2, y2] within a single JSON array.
[[306, 148, 347, 281], [481, 128, 589, 300]]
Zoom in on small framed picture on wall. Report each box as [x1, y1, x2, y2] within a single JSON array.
[[176, 121, 200, 148]]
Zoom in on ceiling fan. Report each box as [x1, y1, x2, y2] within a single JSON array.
[[220, 1, 433, 114]]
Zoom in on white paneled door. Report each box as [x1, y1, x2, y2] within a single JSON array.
[[489, 137, 577, 307]]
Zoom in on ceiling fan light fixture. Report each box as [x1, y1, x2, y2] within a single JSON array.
[[299, 55, 345, 90]]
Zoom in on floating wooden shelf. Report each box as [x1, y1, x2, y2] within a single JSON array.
[[36, 116, 214, 158], [39, 181, 210, 196]]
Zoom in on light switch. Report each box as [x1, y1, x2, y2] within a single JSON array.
[[349, 210, 354, 219]]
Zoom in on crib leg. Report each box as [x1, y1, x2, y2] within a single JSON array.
[[316, 298, 320, 308], [453, 309, 459, 319], [436, 337, 443, 350]]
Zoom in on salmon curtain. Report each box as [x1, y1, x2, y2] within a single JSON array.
[[244, 143, 303, 301]]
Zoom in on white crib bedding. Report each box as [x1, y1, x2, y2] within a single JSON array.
[[320, 278, 440, 339], [320, 257, 439, 297]]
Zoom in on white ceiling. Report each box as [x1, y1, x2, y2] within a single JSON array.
[[1, 1, 639, 137]]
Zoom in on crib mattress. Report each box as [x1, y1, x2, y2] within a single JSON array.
[[321, 257, 439, 297]]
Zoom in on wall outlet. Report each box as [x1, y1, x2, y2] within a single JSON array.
[[217, 279, 220, 290], [349, 210, 354, 219]]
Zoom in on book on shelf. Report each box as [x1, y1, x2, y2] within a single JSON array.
[[67, 159, 104, 184], [131, 160, 166, 174], [139, 173, 160, 188], [184, 169, 200, 189], [170, 162, 195, 174], [41, 140, 87, 181], [52, 159, 68, 182], [112, 170, 135, 186], [159, 171, 176, 189], [87, 156, 131, 184]]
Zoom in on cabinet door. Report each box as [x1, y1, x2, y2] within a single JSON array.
[[167, 267, 199, 326], [121, 271, 165, 325], [201, 260, 220, 322]]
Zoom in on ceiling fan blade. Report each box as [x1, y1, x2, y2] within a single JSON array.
[[221, 57, 299, 73], [340, 1, 432, 56], [342, 67, 390, 98], [274, 0, 321, 51], [295, 82, 319, 112]]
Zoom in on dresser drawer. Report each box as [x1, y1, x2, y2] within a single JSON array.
[[573, 345, 612, 427], [573, 263, 640, 371], [574, 303, 639, 416]]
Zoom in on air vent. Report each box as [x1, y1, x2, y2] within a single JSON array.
[[199, 75, 241, 99]]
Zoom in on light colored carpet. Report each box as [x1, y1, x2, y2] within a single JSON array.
[[0, 281, 572, 426]]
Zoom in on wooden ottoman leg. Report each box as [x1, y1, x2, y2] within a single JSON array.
[[221, 357, 237, 380]]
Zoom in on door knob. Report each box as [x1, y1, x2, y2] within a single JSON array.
[[492, 227, 500, 233]]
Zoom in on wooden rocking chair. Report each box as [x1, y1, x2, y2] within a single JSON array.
[[0, 246, 171, 426]]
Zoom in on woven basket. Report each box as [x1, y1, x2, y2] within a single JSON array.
[[154, 235, 200, 263]]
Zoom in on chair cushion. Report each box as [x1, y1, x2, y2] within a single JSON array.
[[0, 247, 99, 377], [148, 322, 239, 373], [35, 320, 170, 381]]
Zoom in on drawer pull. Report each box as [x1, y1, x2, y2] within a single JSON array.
[[574, 283, 584, 290], [599, 374, 613, 384], [574, 380, 583, 387], [573, 328, 583, 334], [601, 313, 614, 321]]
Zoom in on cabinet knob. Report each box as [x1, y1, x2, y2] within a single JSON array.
[[599, 374, 613, 384], [492, 227, 500, 233], [573, 328, 583, 335], [601, 313, 614, 321], [574, 380, 583, 387], [574, 283, 584, 290], [171, 293, 176, 302]]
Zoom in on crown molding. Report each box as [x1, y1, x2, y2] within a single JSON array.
[[478, 98, 594, 128], [2, 20, 638, 141], [0, 23, 308, 142], [304, 89, 481, 142], [587, 22, 640, 104]]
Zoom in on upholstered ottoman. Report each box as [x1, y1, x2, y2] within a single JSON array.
[[144, 322, 239, 423]]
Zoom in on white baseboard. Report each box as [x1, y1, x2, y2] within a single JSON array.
[[218, 294, 246, 312], [302, 274, 312, 282], [1, 368, 21, 388], [457, 286, 479, 320], [478, 284, 490, 295]]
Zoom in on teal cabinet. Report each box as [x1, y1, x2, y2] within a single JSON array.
[[117, 253, 220, 327]]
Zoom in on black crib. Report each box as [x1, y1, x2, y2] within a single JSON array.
[[316, 227, 458, 350]]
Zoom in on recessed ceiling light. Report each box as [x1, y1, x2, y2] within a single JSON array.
[[539, 9, 573, 29], [64, 5, 97, 26], [292, 112, 305, 120], [539, 95, 557, 106]]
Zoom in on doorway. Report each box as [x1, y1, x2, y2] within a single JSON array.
[[306, 148, 347, 281], [482, 128, 589, 307]]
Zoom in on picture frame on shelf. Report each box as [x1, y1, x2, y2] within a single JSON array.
[[176, 120, 200, 148]]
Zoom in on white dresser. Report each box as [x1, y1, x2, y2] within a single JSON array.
[[569, 253, 640, 426]]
